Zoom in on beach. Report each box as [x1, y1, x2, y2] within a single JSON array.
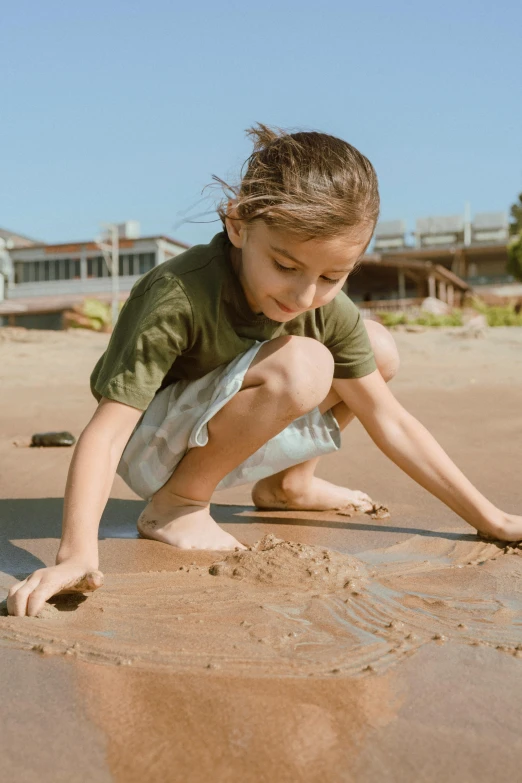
[[1, 325, 522, 782]]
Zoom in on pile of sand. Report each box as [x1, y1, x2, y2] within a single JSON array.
[[209, 533, 365, 591]]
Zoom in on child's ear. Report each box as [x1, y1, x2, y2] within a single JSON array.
[[225, 201, 244, 248]]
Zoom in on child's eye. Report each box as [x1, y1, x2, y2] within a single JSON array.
[[273, 260, 295, 274], [273, 259, 341, 285]]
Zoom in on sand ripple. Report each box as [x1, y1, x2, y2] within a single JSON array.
[[1, 534, 521, 676]]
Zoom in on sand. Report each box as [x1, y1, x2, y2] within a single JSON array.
[[1, 325, 522, 781]]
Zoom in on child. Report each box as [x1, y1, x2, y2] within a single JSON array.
[[8, 123, 522, 617]]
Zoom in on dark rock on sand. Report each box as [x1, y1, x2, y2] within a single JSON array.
[[31, 431, 76, 447]]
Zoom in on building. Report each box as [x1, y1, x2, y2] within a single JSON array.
[[6, 226, 189, 299], [346, 252, 471, 308], [0, 209, 517, 327], [347, 210, 515, 308], [0, 222, 189, 327]]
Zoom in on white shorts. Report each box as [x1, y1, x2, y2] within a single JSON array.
[[117, 341, 341, 500]]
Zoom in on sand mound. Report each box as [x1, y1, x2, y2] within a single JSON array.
[[209, 534, 364, 591]]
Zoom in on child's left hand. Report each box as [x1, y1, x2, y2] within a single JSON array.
[[483, 512, 522, 543], [334, 371, 522, 542]]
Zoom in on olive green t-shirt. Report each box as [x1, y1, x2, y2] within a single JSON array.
[[90, 231, 376, 411]]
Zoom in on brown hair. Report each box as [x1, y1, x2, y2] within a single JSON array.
[[214, 123, 380, 240]]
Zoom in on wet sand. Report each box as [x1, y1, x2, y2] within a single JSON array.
[[1, 326, 522, 781]]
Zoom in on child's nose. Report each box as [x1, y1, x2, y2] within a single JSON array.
[[293, 283, 316, 309]]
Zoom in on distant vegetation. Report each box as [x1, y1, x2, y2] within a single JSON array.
[[507, 193, 522, 283], [64, 296, 522, 334], [469, 298, 522, 326], [379, 300, 522, 329], [378, 311, 464, 328], [509, 193, 522, 235], [63, 299, 122, 331]]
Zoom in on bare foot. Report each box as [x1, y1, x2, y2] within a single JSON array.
[[137, 495, 246, 550], [252, 475, 388, 517]]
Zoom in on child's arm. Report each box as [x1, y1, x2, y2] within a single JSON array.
[[334, 371, 521, 541], [7, 398, 143, 617]]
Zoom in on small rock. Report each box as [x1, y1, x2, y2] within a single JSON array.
[[33, 643, 54, 655], [421, 296, 450, 315], [31, 432, 76, 447], [404, 324, 426, 333]]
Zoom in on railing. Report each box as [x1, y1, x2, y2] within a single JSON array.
[[465, 274, 514, 286], [7, 275, 141, 299], [356, 298, 424, 319]]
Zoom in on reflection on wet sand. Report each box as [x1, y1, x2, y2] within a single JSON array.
[[74, 653, 399, 783]]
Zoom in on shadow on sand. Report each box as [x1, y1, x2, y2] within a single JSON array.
[[0, 497, 479, 580]]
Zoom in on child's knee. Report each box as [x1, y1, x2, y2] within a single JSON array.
[[363, 320, 400, 382], [264, 335, 334, 406]]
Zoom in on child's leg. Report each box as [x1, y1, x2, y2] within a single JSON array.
[[252, 321, 400, 512], [137, 335, 335, 549]]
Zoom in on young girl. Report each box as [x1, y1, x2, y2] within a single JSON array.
[[8, 124, 522, 617]]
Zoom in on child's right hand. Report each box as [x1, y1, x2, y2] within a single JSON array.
[[6, 560, 104, 617]]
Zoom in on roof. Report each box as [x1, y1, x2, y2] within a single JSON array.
[[8, 234, 190, 253], [375, 242, 507, 262], [7, 236, 192, 260], [0, 227, 41, 247]]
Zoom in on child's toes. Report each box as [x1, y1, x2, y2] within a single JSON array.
[[218, 535, 247, 551], [354, 490, 373, 504]]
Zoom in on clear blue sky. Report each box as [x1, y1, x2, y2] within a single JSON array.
[[2, 0, 521, 247]]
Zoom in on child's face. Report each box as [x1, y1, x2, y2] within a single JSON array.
[[226, 216, 372, 322]]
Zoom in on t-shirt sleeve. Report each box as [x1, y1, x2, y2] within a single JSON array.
[[324, 291, 377, 379], [90, 277, 194, 410]]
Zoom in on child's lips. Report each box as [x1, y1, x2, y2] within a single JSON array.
[[274, 298, 299, 314]]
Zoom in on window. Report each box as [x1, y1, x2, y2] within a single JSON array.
[[14, 261, 68, 283], [58, 258, 80, 279], [45, 260, 58, 280], [118, 254, 140, 276], [87, 256, 106, 278], [128, 254, 138, 275], [138, 252, 155, 275]]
